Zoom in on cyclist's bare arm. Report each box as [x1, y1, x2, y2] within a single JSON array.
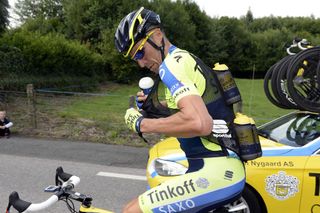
[[122, 197, 142, 213], [140, 95, 212, 137]]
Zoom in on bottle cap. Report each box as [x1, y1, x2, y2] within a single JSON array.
[[234, 112, 251, 125], [139, 77, 154, 89], [213, 63, 229, 71], [139, 77, 154, 95]]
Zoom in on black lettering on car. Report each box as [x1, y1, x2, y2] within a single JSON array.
[[309, 173, 320, 196]]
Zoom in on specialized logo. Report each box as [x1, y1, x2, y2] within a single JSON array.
[[280, 80, 296, 105], [147, 179, 196, 204], [212, 119, 231, 138], [265, 171, 299, 200]]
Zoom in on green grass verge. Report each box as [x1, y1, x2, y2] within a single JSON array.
[[235, 79, 294, 125], [9, 79, 295, 145], [58, 79, 294, 128]]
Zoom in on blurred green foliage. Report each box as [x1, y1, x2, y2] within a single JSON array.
[[0, 0, 320, 89]]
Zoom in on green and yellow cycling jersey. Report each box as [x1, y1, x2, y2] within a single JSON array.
[[159, 45, 235, 159], [160, 46, 206, 109]]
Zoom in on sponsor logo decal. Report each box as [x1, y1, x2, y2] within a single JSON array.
[[159, 68, 166, 80], [247, 160, 294, 167], [147, 179, 196, 203], [172, 87, 190, 99], [195, 177, 209, 189], [155, 177, 209, 213], [212, 119, 232, 138], [157, 200, 196, 213], [265, 171, 299, 200], [170, 82, 183, 94], [224, 170, 234, 180], [309, 173, 320, 196]]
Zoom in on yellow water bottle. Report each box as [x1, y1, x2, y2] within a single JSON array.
[[213, 63, 241, 105], [234, 113, 261, 161]]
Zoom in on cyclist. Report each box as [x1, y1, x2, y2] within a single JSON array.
[[115, 7, 245, 213]]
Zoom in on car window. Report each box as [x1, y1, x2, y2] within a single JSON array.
[[258, 112, 320, 147]]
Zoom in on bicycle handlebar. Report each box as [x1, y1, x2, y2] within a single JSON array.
[[7, 167, 80, 213], [286, 38, 310, 55]]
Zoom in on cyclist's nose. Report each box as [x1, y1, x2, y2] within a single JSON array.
[[137, 59, 146, 68]]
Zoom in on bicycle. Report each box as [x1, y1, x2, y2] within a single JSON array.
[[286, 46, 320, 112], [6, 164, 253, 213], [6, 167, 113, 213], [263, 38, 313, 110], [6, 97, 254, 212]]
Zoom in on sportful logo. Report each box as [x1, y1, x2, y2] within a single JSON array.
[[212, 119, 231, 138]]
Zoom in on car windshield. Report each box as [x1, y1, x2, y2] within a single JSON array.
[[258, 112, 320, 147]]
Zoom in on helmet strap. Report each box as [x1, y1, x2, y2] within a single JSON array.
[[147, 37, 166, 61]]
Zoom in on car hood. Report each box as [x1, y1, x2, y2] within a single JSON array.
[[151, 136, 294, 159]]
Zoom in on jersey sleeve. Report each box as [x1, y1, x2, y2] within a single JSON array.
[[159, 51, 200, 105]]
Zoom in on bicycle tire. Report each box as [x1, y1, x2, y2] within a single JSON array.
[[264, 61, 291, 109], [287, 46, 320, 112], [273, 55, 300, 109], [271, 55, 298, 109]]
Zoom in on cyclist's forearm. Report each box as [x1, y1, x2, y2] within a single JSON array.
[[140, 96, 212, 137]]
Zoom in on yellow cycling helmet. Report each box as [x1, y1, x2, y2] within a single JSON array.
[[114, 7, 162, 57]]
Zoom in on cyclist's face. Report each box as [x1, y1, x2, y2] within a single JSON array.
[[130, 30, 163, 73]]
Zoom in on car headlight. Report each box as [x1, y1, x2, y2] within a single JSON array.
[[154, 159, 188, 176]]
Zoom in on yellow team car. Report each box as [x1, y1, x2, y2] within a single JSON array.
[[146, 111, 320, 213]]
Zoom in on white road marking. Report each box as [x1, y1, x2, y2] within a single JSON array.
[[96, 172, 147, 181]]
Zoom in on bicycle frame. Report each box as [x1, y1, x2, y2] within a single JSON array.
[[79, 205, 113, 213]]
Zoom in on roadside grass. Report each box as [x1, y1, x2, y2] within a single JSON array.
[[9, 79, 295, 145], [235, 78, 294, 125], [57, 78, 294, 134]]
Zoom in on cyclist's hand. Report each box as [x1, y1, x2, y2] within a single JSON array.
[[125, 108, 144, 133], [136, 91, 147, 109]]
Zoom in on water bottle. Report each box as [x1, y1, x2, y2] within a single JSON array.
[[249, 117, 262, 158], [139, 77, 154, 95], [233, 113, 261, 161], [213, 63, 241, 105], [136, 77, 154, 109]]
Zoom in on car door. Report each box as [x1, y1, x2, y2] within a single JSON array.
[[300, 153, 320, 213], [246, 155, 306, 213]]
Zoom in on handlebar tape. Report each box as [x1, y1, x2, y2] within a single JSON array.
[[8, 191, 31, 213]]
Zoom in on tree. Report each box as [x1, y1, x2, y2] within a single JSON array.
[[0, 0, 9, 33], [14, 0, 64, 22], [63, 0, 148, 44], [149, 0, 197, 52]]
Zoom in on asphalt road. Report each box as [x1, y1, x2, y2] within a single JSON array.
[[0, 136, 150, 213]]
